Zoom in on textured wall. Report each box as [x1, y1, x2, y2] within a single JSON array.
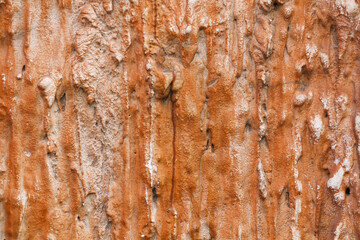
[[1, 0, 360, 239]]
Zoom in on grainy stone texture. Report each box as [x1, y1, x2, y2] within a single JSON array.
[[1, 0, 360, 239]]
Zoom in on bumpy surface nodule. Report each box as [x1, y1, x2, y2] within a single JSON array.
[[1, 0, 360, 239]]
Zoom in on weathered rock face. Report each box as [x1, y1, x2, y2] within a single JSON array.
[[1, 0, 360, 239]]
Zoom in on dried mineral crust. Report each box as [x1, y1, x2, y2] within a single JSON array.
[[1, 0, 360, 239]]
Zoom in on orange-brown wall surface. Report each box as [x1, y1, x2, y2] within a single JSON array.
[[1, 0, 360, 239]]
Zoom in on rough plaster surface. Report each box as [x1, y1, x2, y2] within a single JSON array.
[[1, 0, 360, 239]]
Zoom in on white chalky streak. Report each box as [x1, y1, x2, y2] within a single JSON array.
[[334, 222, 344, 240], [319, 53, 329, 69], [146, 107, 157, 187], [292, 127, 303, 239], [258, 160, 267, 198], [305, 44, 318, 62]]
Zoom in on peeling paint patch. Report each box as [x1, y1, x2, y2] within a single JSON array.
[[334, 192, 345, 205], [24, 151, 31, 157], [335, 94, 348, 112], [320, 96, 330, 111], [327, 167, 344, 190], [335, 0, 358, 14], [309, 115, 324, 142]]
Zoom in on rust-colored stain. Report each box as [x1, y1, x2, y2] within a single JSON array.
[[1, 0, 360, 239]]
